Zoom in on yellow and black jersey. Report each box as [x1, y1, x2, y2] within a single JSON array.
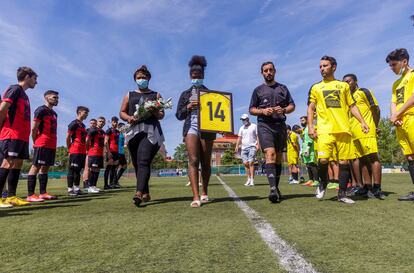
[[350, 88, 378, 139], [287, 131, 299, 156], [308, 79, 354, 135], [392, 69, 414, 116]]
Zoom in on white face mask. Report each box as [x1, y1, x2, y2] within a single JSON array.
[[398, 67, 406, 76]]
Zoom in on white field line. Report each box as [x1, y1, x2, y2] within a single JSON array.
[[216, 176, 318, 273]]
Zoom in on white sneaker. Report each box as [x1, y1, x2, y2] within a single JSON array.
[[185, 181, 191, 187], [94, 186, 102, 192], [289, 180, 299, 184], [67, 187, 73, 193], [248, 180, 254, 186], [338, 196, 355, 204], [244, 178, 251, 186], [88, 187, 99, 193], [315, 186, 326, 199], [73, 186, 80, 192]]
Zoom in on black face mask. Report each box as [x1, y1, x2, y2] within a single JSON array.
[[301, 122, 307, 128]]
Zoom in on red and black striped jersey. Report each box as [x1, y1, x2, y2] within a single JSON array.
[[0, 85, 31, 142], [68, 119, 86, 154], [87, 127, 105, 156], [105, 127, 120, 153], [33, 105, 57, 149]]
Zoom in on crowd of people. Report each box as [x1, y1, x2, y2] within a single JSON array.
[[0, 48, 413, 208]]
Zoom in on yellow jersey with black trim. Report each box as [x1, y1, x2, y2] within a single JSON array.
[[308, 79, 355, 135], [350, 88, 378, 139], [287, 131, 299, 156], [392, 69, 414, 116]]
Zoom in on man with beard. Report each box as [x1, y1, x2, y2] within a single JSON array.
[[249, 61, 295, 203], [26, 90, 59, 202], [307, 56, 369, 204]]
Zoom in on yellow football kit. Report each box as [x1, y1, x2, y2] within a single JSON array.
[[350, 88, 379, 157], [287, 131, 299, 165], [392, 70, 414, 155], [308, 79, 355, 160]]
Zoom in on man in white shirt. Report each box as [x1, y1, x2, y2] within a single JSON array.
[[235, 114, 259, 186]]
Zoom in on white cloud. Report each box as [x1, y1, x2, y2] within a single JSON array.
[[92, 0, 212, 33]]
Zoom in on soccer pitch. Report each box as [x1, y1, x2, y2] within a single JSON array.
[[1, 174, 414, 273]]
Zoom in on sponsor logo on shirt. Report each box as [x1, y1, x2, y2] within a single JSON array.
[[323, 90, 341, 108], [396, 87, 405, 105]]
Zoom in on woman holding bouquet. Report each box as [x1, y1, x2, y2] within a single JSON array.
[[176, 56, 216, 208], [119, 65, 164, 206]]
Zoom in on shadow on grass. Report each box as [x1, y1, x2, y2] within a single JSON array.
[[144, 195, 266, 207], [0, 204, 80, 218], [280, 193, 316, 200]]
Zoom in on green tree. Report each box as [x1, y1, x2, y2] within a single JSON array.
[[151, 151, 166, 170], [220, 148, 242, 165], [173, 143, 187, 167], [377, 117, 405, 164]]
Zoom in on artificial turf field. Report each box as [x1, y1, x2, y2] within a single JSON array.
[[1, 174, 414, 273]]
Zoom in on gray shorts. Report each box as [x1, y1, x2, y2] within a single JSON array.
[[241, 147, 256, 163], [187, 113, 199, 136]]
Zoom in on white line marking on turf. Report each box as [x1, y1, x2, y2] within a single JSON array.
[[216, 176, 318, 273]]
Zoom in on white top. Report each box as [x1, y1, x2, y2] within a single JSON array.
[[238, 123, 258, 149]]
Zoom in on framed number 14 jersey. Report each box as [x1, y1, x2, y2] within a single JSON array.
[[198, 90, 234, 133]]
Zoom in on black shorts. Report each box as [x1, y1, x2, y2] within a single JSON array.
[[0, 139, 29, 160], [257, 122, 287, 152], [119, 154, 127, 165], [69, 153, 86, 169], [88, 156, 104, 168], [32, 147, 56, 166], [106, 152, 119, 162]]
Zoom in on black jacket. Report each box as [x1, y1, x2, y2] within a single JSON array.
[[175, 86, 216, 140]]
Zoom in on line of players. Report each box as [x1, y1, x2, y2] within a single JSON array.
[[284, 74, 383, 204], [0, 67, 127, 207]]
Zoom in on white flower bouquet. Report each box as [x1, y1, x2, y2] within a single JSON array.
[[120, 97, 173, 134]]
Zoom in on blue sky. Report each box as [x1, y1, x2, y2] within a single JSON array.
[[0, 0, 413, 156]]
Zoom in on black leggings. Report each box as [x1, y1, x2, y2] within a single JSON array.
[[128, 132, 160, 193]]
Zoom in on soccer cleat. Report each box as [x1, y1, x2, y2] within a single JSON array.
[[327, 182, 339, 190], [185, 181, 191, 187], [311, 181, 320, 187], [367, 190, 376, 199], [68, 190, 78, 197], [338, 196, 355, 204], [303, 180, 313, 186], [87, 187, 100, 194], [268, 187, 280, 203], [289, 179, 299, 184], [0, 199, 13, 208], [113, 183, 121, 189], [26, 194, 45, 202], [398, 192, 414, 201], [315, 185, 326, 200], [39, 193, 57, 200], [248, 180, 255, 186], [373, 188, 385, 200], [6, 196, 30, 206]]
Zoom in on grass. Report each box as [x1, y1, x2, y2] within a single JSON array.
[[0, 174, 413, 272]]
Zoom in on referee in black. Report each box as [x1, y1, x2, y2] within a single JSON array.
[[249, 61, 295, 203]]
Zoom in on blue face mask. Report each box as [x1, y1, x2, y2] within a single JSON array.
[[191, 79, 203, 87], [136, 79, 149, 89]]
